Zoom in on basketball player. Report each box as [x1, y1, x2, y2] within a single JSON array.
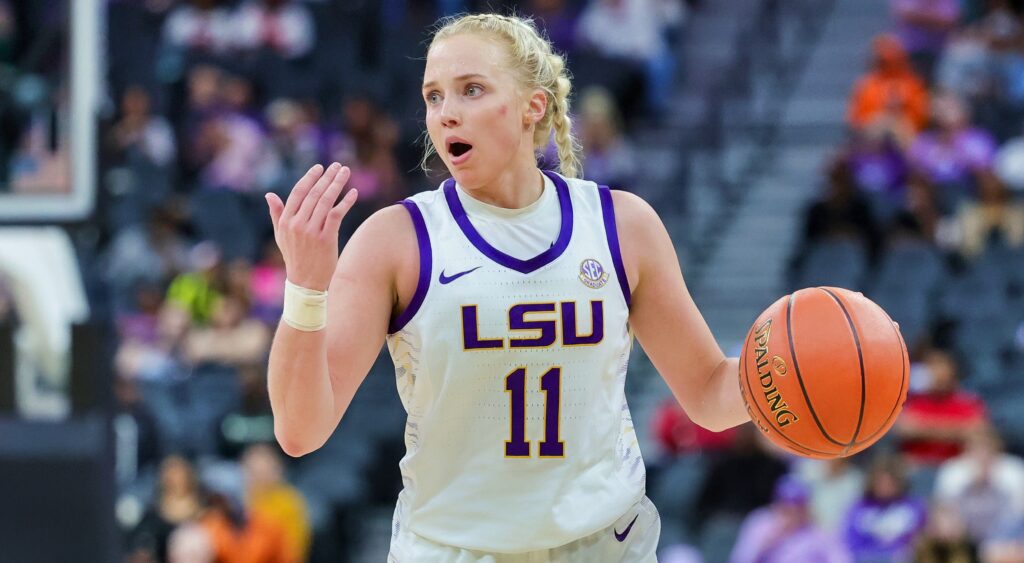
[[265, 14, 750, 562]]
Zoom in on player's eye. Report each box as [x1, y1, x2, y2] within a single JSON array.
[[465, 84, 483, 97], [425, 92, 441, 105]]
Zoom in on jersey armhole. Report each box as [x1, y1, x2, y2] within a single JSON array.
[[388, 200, 432, 334], [597, 185, 632, 309]]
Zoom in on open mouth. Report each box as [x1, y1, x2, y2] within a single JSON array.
[[449, 142, 472, 158]]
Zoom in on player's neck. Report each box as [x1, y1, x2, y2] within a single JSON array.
[[463, 163, 544, 210]]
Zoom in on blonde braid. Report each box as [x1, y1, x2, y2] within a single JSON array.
[[547, 62, 581, 179]]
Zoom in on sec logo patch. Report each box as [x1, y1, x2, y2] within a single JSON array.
[[579, 258, 609, 289]]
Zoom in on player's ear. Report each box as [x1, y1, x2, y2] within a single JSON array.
[[523, 88, 547, 126]]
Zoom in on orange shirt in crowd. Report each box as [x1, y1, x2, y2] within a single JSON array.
[[248, 485, 312, 563], [848, 34, 930, 133], [200, 508, 294, 563]]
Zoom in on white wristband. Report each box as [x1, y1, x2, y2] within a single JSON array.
[[283, 279, 328, 332]]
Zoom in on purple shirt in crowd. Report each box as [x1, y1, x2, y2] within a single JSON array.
[[891, 0, 960, 53], [729, 508, 853, 563], [848, 145, 909, 195], [843, 497, 928, 562], [908, 127, 997, 185]]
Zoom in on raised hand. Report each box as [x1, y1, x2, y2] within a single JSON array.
[[266, 162, 358, 291]]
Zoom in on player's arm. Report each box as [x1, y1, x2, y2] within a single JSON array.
[[265, 164, 412, 457], [612, 190, 750, 432]]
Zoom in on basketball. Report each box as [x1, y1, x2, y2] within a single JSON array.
[[739, 287, 909, 459]]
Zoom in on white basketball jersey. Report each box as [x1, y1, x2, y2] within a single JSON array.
[[385, 171, 646, 553]]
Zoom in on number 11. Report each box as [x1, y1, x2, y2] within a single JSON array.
[[505, 367, 564, 457]]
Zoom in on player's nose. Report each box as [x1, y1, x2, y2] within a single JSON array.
[[439, 99, 461, 127]]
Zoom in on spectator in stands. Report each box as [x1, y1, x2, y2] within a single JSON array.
[[729, 474, 853, 563], [164, 241, 228, 327], [180, 64, 227, 181], [935, 1, 1020, 107], [693, 424, 788, 535], [905, 174, 943, 243], [653, 396, 737, 457], [577, 86, 639, 190], [843, 455, 927, 562], [794, 457, 865, 534], [789, 158, 882, 287], [163, 0, 234, 57], [130, 455, 206, 563], [183, 293, 270, 370], [103, 208, 190, 310], [529, 0, 580, 55], [891, 0, 961, 81], [265, 99, 323, 192], [242, 444, 311, 562], [907, 91, 998, 213], [325, 96, 405, 235], [955, 171, 1024, 258], [233, 0, 315, 60], [934, 425, 1024, 542], [115, 281, 178, 381], [845, 124, 910, 223], [107, 85, 177, 169], [806, 158, 882, 251], [199, 488, 293, 563], [577, 0, 684, 114], [167, 522, 215, 563], [193, 74, 281, 194], [848, 34, 930, 140], [182, 292, 269, 457], [895, 348, 989, 468], [912, 503, 980, 563]]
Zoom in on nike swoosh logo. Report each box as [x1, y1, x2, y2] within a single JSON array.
[[438, 266, 481, 285], [614, 514, 639, 542]]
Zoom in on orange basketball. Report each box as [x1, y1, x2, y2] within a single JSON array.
[[739, 287, 909, 459]]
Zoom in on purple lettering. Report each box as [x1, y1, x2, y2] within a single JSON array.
[[509, 303, 557, 348], [462, 305, 504, 350], [561, 301, 604, 346]]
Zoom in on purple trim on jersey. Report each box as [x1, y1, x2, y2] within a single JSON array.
[[442, 170, 574, 274], [598, 186, 631, 308], [388, 200, 431, 334]]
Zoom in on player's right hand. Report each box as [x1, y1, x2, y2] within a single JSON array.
[[265, 162, 358, 292]]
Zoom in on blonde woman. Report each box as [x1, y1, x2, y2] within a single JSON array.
[[265, 14, 749, 561]]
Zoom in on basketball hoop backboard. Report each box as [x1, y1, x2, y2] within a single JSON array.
[[0, 0, 101, 223]]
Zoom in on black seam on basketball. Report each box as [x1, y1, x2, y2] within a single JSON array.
[[820, 288, 867, 452], [787, 292, 846, 447], [854, 317, 908, 447], [742, 300, 840, 457]]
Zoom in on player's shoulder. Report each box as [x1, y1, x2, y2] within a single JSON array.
[[342, 203, 418, 270], [605, 188, 660, 231]]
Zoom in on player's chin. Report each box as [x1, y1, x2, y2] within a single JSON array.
[[448, 167, 479, 187]]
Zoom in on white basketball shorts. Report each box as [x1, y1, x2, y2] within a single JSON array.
[[388, 495, 660, 563]]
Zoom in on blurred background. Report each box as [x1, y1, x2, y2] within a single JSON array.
[[1, 0, 1024, 561]]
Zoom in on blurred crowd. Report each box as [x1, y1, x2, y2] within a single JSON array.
[[644, 0, 1024, 561], [9, 0, 1024, 561], [68, 0, 690, 561]]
